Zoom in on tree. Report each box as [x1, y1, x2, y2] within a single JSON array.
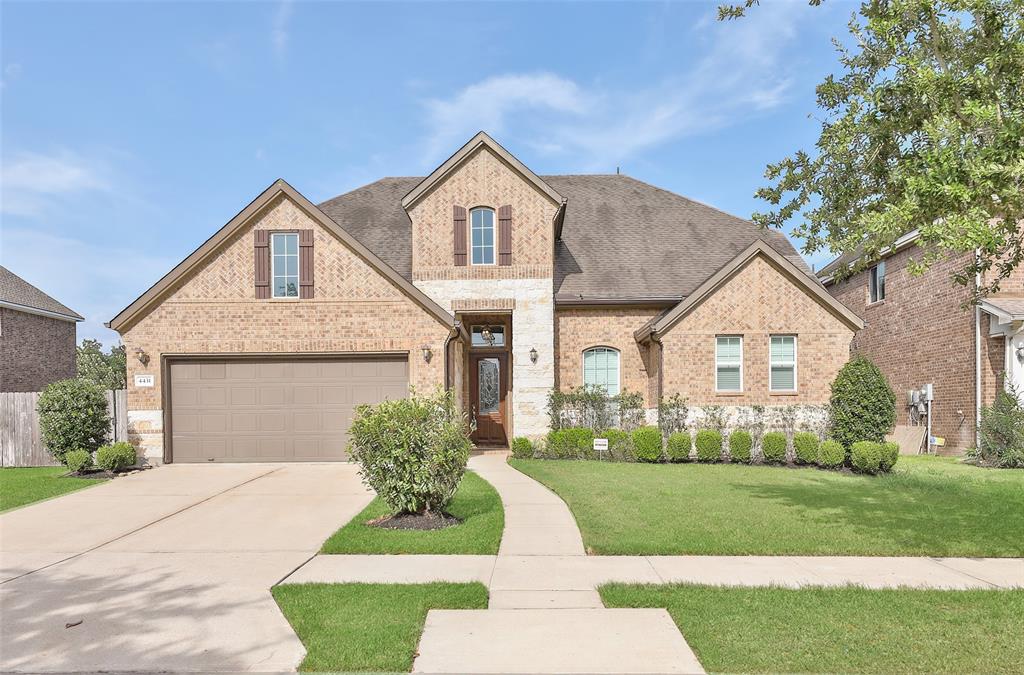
[[77, 339, 127, 390], [829, 356, 897, 449], [37, 378, 110, 465], [721, 0, 1024, 301]]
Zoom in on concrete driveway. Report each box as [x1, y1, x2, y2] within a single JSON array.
[[0, 463, 373, 673]]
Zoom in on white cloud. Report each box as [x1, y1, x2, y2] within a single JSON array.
[[271, 0, 294, 62], [1, 150, 112, 217]]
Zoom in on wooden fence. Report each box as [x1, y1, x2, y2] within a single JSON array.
[[0, 390, 128, 467]]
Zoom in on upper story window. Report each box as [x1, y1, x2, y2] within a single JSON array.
[[869, 261, 886, 303], [769, 335, 797, 392], [272, 232, 299, 298], [715, 336, 743, 392], [583, 347, 620, 396], [470, 207, 495, 265]]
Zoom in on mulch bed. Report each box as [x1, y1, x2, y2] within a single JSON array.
[[367, 511, 463, 531]]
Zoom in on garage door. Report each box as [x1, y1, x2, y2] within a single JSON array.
[[168, 356, 408, 462]]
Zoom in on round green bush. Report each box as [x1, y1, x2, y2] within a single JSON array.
[[817, 439, 845, 469], [511, 437, 534, 459], [761, 432, 787, 464], [667, 431, 692, 462], [632, 426, 663, 463], [545, 428, 594, 459], [695, 429, 723, 462], [64, 449, 93, 474], [793, 432, 820, 465], [37, 378, 110, 466], [850, 440, 882, 474], [602, 429, 633, 462], [880, 441, 900, 472], [349, 389, 471, 515], [96, 442, 137, 472], [728, 430, 753, 463], [829, 356, 896, 449]]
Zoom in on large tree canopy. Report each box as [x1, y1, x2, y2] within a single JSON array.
[[722, 0, 1024, 300]]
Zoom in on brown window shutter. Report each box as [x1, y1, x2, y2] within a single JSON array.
[[254, 230, 270, 299], [299, 229, 314, 299], [498, 205, 512, 266], [453, 205, 468, 266]]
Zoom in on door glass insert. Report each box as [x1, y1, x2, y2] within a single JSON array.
[[471, 325, 505, 348], [478, 358, 500, 414]]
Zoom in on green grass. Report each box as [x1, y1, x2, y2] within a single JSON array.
[[321, 471, 504, 554], [600, 584, 1024, 674], [272, 582, 488, 672], [0, 466, 105, 512], [510, 456, 1023, 556]]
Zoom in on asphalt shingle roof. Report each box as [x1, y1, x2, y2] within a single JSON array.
[[0, 266, 83, 320]]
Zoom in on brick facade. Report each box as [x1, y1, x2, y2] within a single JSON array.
[[0, 308, 77, 392]]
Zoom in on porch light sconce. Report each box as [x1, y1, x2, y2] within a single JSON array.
[[133, 347, 150, 366], [421, 344, 433, 363], [481, 327, 495, 346], [530, 347, 538, 364]]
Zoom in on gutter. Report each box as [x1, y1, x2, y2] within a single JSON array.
[[0, 300, 83, 323], [818, 229, 922, 285], [557, 296, 682, 308]]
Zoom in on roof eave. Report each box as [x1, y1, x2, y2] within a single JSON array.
[[0, 300, 83, 323]]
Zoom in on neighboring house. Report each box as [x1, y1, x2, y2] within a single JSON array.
[[0, 266, 83, 392], [108, 132, 862, 464], [820, 231, 1023, 454]]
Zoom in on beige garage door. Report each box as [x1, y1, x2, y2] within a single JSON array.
[[168, 356, 408, 463]]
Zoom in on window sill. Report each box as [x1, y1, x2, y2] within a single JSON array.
[[714, 391, 745, 397], [769, 391, 799, 397], [865, 299, 886, 309]]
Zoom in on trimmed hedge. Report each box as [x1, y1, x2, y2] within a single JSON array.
[[850, 440, 882, 474], [601, 429, 633, 462], [511, 437, 534, 459], [547, 428, 594, 459], [632, 426, 663, 463], [666, 431, 692, 462], [817, 439, 845, 468], [793, 432, 819, 465], [64, 449, 93, 474], [728, 430, 753, 463], [880, 441, 900, 471], [829, 356, 896, 448], [695, 429, 723, 462], [761, 432, 787, 464], [96, 442, 136, 472]]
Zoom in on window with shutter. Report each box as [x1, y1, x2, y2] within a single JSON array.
[[254, 230, 270, 299], [498, 204, 512, 266], [453, 205, 468, 266], [299, 229, 314, 299]]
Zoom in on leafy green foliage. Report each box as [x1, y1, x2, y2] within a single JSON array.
[[881, 442, 901, 472], [36, 378, 110, 465], [546, 427, 595, 459], [64, 449, 93, 474], [728, 430, 753, 463], [793, 432, 820, 465], [851, 441, 882, 474], [511, 437, 534, 460], [632, 426, 663, 463], [601, 428, 634, 462], [96, 442, 136, 472], [667, 431, 692, 462], [829, 356, 896, 448], [348, 389, 471, 515], [761, 432, 788, 464], [817, 439, 846, 469], [76, 339, 126, 390], [658, 393, 689, 436], [974, 389, 1024, 467], [547, 386, 644, 432], [695, 429, 723, 462]]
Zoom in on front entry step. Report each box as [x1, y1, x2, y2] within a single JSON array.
[[413, 608, 705, 674]]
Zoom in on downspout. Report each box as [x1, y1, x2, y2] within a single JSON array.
[[975, 250, 982, 448], [443, 321, 461, 392]]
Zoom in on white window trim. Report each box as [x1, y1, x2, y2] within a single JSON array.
[[769, 335, 798, 392], [868, 261, 886, 303], [271, 231, 300, 299], [582, 346, 621, 397], [469, 206, 496, 266], [715, 335, 743, 393]]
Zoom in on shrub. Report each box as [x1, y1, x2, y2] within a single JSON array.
[[96, 442, 137, 472], [546, 427, 594, 459], [37, 378, 110, 465], [695, 429, 723, 462], [64, 449, 93, 474], [658, 393, 689, 436], [349, 389, 471, 515], [728, 430, 753, 463], [666, 432, 692, 462], [880, 441, 900, 472], [817, 439, 845, 469], [632, 426, 663, 462], [511, 437, 534, 459], [761, 432, 787, 464], [829, 356, 896, 449], [974, 389, 1024, 468], [793, 432, 819, 465], [850, 440, 882, 474], [601, 428, 633, 462]]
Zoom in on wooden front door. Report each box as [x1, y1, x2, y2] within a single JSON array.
[[470, 352, 508, 446]]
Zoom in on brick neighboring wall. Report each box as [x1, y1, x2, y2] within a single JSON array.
[[0, 308, 76, 392]]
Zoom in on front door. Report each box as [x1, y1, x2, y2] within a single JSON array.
[[470, 353, 508, 446]]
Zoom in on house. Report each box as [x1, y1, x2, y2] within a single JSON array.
[[108, 132, 862, 464], [0, 266, 83, 392], [820, 231, 1024, 454]]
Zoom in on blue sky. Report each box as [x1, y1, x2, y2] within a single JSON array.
[[1, 0, 857, 344]]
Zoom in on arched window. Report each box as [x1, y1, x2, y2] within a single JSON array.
[[470, 207, 495, 265], [583, 347, 620, 396]]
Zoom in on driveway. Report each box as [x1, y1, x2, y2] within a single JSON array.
[[0, 463, 373, 673]]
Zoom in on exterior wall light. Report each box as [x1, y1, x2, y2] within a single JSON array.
[[133, 347, 150, 366], [530, 347, 538, 364], [421, 344, 433, 363]]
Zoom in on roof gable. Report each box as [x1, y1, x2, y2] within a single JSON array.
[[0, 266, 83, 322]]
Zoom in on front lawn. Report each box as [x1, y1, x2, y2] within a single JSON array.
[[321, 470, 504, 554], [0, 466, 105, 512], [600, 584, 1024, 674], [272, 582, 488, 672], [510, 456, 1023, 556]]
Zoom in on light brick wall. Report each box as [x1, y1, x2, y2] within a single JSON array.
[[661, 255, 855, 406], [0, 308, 77, 392], [554, 307, 662, 406], [119, 194, 450, 462], [408, 146, 560, 282]]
